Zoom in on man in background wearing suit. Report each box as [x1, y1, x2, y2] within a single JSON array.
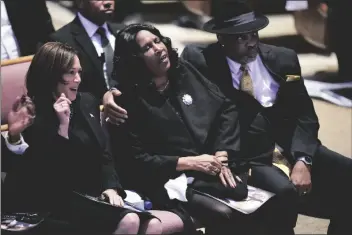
[[180, 1, 352, 234], [1, 0, 54, 60], [47, 0, 123, 100]]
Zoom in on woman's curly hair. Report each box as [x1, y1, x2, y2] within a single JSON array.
[[112, 23, 179, 90]]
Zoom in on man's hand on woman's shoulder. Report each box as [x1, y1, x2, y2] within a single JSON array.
[[102, 89, 128, 126]]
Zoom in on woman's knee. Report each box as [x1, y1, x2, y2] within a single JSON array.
[[144, 218, 162, 234], [119, 213, 140, 229], [149, 210, 184, 234]]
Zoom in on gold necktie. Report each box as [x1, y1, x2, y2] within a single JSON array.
[[240, 65, 254, 97], [272, 148, 292, 177]]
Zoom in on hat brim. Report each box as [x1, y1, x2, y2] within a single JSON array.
[[203, 15, 269, 35]]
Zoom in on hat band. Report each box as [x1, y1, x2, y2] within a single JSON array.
[[216, 12, 256, 28]]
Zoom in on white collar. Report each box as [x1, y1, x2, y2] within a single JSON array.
[[226, 56, 258, 74], [77, 12, 109, 38]]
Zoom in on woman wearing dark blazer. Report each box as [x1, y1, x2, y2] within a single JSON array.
[[110, 24, 248, 234], [4, 42, 163, 234]]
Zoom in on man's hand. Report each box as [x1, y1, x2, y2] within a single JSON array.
[[7, 95, 35, 142], [101, 189, 124, 207], [102, 89, 128, 125], [214, 151, 228, 164], [219, 166, 237, 188], [189, 154, 223, 175], [290, 161, 312, 195], [215, 151, 239, 188]]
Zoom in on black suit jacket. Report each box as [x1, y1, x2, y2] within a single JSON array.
[[181, 43, 321, 163], [111, 61, 244, 206], [47, 17, 124, 100], [1, 135, 26, 174], [3, 0, 55, 57], [3, 93, 125, 212]]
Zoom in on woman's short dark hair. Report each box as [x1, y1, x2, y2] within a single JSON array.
[[26, 42, 77, 112], [112, 23, 179, 89]]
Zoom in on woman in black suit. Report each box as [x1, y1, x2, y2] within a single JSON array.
[[5, 42, 163, 234], [110, 24, 248, 235]]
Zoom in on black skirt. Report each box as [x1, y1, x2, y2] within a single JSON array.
[[56, 191, 156, 234]]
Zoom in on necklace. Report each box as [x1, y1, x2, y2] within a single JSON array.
[[69, 104, 74, 120], [157, 80, 170, 92]]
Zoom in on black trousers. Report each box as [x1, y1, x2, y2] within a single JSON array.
[[185, 164, 298, 235], [299, 145, 352, 235]]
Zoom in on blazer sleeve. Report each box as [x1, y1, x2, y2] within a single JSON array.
[[181, 45, 207, 77], [120, 96, 181, 182], [278, 52, 321, 160], [82, 92, 126, 198], [1, 134, 26, 173], [100, 116, 126, 198], [23, 116, 73, 162], [209, 98, 241, 165], [127, 124, 181, 182], [19, 113, 77, 189]]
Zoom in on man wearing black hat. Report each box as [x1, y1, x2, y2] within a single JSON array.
[[181, 0, 352, 234]]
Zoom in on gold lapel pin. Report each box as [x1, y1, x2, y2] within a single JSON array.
[[286, 75, 301, 82]]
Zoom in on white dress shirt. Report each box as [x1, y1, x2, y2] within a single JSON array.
[[226, 56, 280, 107], [1, 0, 21, 60], [1, 131, 29, 155], [77, 12, 115, 87]]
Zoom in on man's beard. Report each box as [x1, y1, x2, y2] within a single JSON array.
[[241, 50, 258, 64]]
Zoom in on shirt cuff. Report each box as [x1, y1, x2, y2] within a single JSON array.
[[1, 131, 29, 155]]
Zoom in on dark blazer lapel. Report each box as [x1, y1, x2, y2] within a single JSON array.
[[70, 17, 103, 75], [78, 96, 105, 149], [174, 66, 224, 147], [204, 43, 238, 99], [259, 43, 285, 84]]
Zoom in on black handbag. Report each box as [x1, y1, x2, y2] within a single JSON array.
[[190, 171, 249, 201]]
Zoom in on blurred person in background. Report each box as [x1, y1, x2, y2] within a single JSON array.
[[47, 0, 124, 100], [1, 0, 54, 60], [291, 0, 351, 84]]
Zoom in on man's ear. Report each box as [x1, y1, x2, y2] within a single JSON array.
[[217, 34, 224, 45]]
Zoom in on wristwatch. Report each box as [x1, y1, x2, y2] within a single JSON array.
[[297, 156, 313, 166], [6, 132, 22, 145]]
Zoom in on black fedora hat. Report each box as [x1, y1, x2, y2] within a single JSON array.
[[203, 0, 269, 34]]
